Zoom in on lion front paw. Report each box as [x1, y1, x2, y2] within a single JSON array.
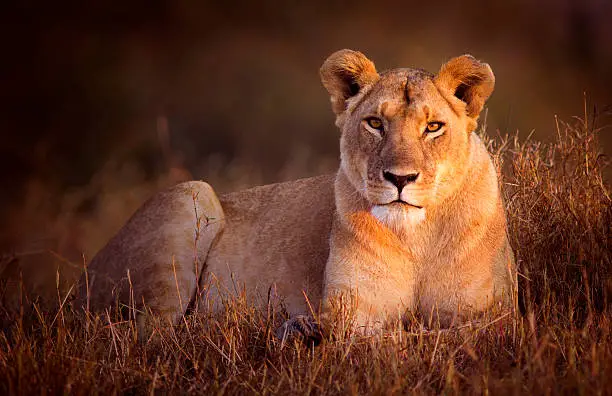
[[275, 315, 323, 347]]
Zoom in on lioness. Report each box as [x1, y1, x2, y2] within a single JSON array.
[[76, 49, 515, 338]]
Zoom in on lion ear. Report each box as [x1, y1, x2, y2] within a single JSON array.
[[320, 49, 379, 115], [435, 55, 495, 119]]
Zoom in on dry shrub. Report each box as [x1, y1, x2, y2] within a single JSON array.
[[0, 115, 610, 394], [502, 115, 611, 320]]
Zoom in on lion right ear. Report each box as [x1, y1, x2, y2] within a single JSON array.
[[434, 55, 495, 119], [320, 49, 379, 115]]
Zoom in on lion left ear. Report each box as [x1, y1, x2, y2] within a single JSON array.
[[320, 49, 379, 115], [434, 55, 495, 119]]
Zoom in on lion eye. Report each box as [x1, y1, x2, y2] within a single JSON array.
[[425, 122, 444, 133], [365, 117, 384, 131]]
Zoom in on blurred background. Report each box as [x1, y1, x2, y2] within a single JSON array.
[[1, 0, 611, 263]]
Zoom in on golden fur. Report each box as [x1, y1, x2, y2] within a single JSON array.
[[76, 50, 515, 334]]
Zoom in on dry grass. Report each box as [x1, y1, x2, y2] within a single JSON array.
[[1, 115, 611, 395]]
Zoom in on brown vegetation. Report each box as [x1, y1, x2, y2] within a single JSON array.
[[0, 116, 610, 394]]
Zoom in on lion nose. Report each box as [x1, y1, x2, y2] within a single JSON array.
[[383, 170, 420, 191]]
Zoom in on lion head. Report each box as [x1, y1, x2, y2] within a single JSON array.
[[320, 50, 495, 231]]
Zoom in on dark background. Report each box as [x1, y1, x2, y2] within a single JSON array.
[[1, 0, 611, 260]]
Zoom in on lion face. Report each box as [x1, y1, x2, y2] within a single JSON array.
[[320, 50, 495, 228]]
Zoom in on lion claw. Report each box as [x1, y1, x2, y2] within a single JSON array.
[[275, 315, 323, 346]]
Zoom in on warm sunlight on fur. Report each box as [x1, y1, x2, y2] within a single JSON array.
[[74, 49, 516, 339]]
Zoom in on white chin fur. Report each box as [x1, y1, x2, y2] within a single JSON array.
[[371, 205, 426, 233]]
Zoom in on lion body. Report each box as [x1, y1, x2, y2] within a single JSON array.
[[77, 50, 515, 331]]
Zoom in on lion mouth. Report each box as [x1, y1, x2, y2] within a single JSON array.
[[385, 200, 423, 209]]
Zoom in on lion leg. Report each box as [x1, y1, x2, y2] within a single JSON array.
[[275, 290, 389, 346], [76, 181, 225, 340]]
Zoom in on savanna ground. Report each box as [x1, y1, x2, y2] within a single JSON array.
[[0, 113, 610, 395]]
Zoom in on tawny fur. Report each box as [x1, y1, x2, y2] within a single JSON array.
[[76, 50, 515, 332]]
